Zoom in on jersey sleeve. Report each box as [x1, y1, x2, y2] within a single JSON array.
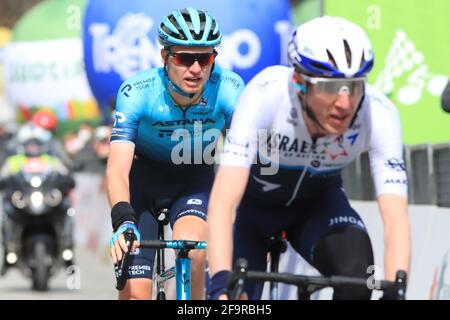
[[367, 90, 408, 198], [217, 71, 245, 128], [110, 80, 144, 145], [220, 68, 278, 168]]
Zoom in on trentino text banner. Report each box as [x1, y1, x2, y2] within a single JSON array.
[[83, 0, 292, 118]]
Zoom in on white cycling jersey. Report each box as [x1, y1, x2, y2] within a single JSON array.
[[221, 66, 407, 206]]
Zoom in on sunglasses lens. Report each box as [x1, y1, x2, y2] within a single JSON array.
[[173, 53, 214, 67], [309, 79, 365, 98]]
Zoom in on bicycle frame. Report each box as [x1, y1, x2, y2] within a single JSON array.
[[115, 230, 206, 300]]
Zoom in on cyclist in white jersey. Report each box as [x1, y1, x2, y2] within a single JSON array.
[[207, 16, 411, 300]]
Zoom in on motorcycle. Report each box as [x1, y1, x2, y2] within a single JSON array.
[[0, 155, 75, 291]]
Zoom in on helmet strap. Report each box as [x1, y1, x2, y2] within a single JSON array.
[[349, 94, 365, 127]]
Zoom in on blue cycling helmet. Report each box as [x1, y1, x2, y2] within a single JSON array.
[[158, 7, 222, 48], [288, 16, 374, 78]]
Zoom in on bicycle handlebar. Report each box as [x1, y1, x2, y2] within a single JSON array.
[[140, 239, 207, 250], [228, 258, 248, 300], [228, 258, 407, 300], [114, 228, 206, 291]]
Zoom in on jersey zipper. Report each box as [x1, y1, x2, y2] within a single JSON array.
[[285, 145, 314, 207]]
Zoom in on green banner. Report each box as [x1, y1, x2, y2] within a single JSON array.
[[291, 0, 322, 25], [13, 0, 87, 41], [326, 0, 450, 144]]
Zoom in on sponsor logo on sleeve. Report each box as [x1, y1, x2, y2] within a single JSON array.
[[385, 158, 406, 171]]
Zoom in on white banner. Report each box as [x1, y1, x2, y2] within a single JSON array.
[[3, 38, 94, 108]]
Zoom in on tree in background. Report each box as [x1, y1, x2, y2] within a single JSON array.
[[0, 0, 44, 28]]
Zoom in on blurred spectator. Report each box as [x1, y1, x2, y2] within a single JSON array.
[[441, 78, 450, 113], [0, 125, 13, 165], [93, 126, 111, 191], [63, 122, 94, 157], [31, 109, 58, 133], [66, 122, 108, 174], [0, 96, 17, 165], [63, 131, 83, 156], [93, 125, 111, 165], [31, 109, 73, 169]]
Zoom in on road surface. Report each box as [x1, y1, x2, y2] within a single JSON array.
[[0, 248, 117, 300]]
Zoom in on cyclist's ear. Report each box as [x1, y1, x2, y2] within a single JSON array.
[[161, 48, 168, 64], [292, 72, 306, 97], [292, 71, 302, 83]]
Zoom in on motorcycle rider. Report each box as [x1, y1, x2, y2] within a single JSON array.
[[0, 123, 75, 276]]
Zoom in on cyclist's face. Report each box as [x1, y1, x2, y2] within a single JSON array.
[[162, 46, 216, 95], [294, 73, 365, 136]]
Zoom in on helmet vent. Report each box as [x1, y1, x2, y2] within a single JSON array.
[[168, 16, 184, 40], [326, 49, 337, 69], [181, 10, 203, 40], [359, 52, 366, 69], [191, 25, 203, 40], [208, 20, 217, 40], [161, 23, 178, 39], [158, 8, 222, 47], [343, 39, 352, 68], [199, 11, 206, 24]]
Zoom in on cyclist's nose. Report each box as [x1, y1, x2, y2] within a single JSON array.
[[189, 60, 202, 73], [334, 91, 352, 110]]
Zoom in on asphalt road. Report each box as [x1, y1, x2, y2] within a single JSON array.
[[0, 248, 117, 300]]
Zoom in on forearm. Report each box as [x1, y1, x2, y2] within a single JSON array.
[[207, 166, 248, 276], [106, 165, 130, 207], [207, 200, 235, 275], [383, 218, 411, 280], [378, 194, 411, 281]]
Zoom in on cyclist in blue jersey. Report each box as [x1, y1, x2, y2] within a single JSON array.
[[107, 7, 244, 300], [207, 16, 411, 300]]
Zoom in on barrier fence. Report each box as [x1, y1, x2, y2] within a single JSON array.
[[342, 143, 450, 207]]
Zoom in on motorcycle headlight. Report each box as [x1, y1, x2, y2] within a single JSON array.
[[30, 191, 44, 209], [44, 189, 62, 207], [30, 176, 42, 188], [11, 191, 27, 209]]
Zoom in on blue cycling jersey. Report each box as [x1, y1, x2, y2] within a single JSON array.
[[111, 66, 244, 163]]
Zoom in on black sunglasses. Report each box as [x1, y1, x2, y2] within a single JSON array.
[[167, 50, 217, 67]]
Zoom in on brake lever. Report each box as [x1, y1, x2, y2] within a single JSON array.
[[115, 228, 136, 290]]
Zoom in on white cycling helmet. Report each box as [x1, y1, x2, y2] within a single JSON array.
[[16, 123, 52, 144], [15, 123, 52, 157], [288, 16, 374, 78]]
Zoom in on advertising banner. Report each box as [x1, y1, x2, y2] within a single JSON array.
[[326, 0, 450, 144], [4, 38, 98, 121], [82, 0, 292, 116], [3, 0, 99, 124]]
